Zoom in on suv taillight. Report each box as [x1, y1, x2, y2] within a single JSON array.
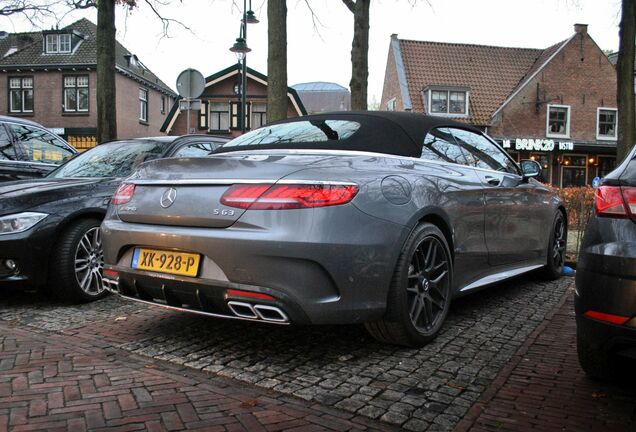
[[220, 183, 358, 210], [595, 185, 636, 218], [111, 183, 135, 205]]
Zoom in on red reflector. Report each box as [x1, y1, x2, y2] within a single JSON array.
[[226, 289, 275, 301], [220, 183, 359, 210], [584, 310, 630, 325], [112, 183, 136, 205], [103, 269, 119, 279]]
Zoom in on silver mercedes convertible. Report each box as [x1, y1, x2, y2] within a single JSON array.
[[101, 112, 565, 347]]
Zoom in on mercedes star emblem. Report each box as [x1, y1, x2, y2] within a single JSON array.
[[160, 187, 177, 208]]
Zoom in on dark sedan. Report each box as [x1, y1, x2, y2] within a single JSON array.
[[0, 134, 229, 302], [102, 112, 566, 347], [576, 145, 636, 380]]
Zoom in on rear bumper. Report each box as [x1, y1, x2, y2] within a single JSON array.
[[101, 208, 406, 325], [575, 251, 636, 353]]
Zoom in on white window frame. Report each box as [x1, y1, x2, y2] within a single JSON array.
[[386, 98, 396, 111], [63, 75, 89, 113], [9, 77, 34, 113], [546, 104, 571, 139], [426, 89, 469, 118], [45, 34, 71, 54], [596, 107, 618, 141], [139, 88, 148, 122]]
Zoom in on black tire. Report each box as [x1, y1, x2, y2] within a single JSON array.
[[365, 223, 453, 347], [539, 211, 566, 280], [48, 218, 107, 303], [577, 330, 619, 381]]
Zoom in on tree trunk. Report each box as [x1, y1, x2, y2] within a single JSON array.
[[267, 0, 288, 122], [348, 0, 370, 111], [617, 0, 636, 163], [96, 0, 117, 143]]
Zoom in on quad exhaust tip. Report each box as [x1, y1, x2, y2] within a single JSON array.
[[227, 301, 289, 323]]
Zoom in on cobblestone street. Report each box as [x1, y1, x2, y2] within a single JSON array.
[[1, 275, 635, 431]]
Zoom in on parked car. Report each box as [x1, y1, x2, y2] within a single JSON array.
[[576, 144, 636, 379], [101, 112, 565, 347], [0, 134, 229, 302], [0, 116, 77, 181]]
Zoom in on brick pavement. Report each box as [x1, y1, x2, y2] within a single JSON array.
[[455, 288, 636, 432], [0, 320, 396, 432]]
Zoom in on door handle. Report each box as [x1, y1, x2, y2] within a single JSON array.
[[485, 176, 501, 186]]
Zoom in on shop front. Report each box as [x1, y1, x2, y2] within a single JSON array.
[[498, 137, 616, 187]]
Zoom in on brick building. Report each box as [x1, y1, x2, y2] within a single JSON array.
[[381, 24, 618, 187], [162, 64, 305, 137], [0, 19, 176, 150]]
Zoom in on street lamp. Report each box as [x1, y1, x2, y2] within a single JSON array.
[[229, 0, 258, 133]]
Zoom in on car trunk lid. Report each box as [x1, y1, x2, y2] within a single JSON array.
[[117, 153, 333, 228]]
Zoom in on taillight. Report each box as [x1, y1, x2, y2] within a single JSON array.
[[111, 183, 135, 205], [595, 185, 636, 218], [220, 183, 358, 210]]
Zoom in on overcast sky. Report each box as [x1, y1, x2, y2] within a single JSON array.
[[1, 0, 624, 104]]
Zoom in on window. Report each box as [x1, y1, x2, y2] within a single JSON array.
[[63, 75, 89, 112], [429, 90, 468, 115], [8, 124, 74, 165], [450, 128, 519, 174], [223, 120, 361, 147], [560, 154, 587, 187], [139, 88, 148, 122], [172, 142, 220, 158], [199, 102, 208, 129], [547, 105, 570, 138], [9, 77, 33, 113], [386, 98, 396, 111], [0, 125, 16, 160], [210, 102, 230, 131], [45, 34, 71, 54], [597, 108, 617, 140], [160, 96, 166, 114], [251, 103, 267, 129], [421, 128, 468, 165], [597, 156, 615, 178]]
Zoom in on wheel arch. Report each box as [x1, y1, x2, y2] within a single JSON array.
[[413, 209, 455, 264], [50, 209, 106, 251]]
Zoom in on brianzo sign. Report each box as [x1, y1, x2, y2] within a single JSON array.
[[501, 138, 574, 152]]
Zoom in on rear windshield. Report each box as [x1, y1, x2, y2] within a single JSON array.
[[47, 141, 165, 179], [223, 120, 361, 148]]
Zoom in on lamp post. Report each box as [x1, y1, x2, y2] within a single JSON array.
[[229, 0, 258, 133]]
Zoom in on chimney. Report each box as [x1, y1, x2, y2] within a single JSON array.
[[574, 23, 588, 34]]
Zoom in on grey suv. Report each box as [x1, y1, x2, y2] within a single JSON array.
[[0, 116, 76, 182]]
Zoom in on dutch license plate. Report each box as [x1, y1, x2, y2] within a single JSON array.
[[132, 248, 200, 277]]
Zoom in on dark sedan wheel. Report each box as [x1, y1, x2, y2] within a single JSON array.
[[366, 223, 452, 347], [540, 211, 566, 280], [49, 218, 107, 303]]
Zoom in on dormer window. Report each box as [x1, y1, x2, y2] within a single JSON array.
[[424, 88, 469, 117], [45, 33, 71, 54]]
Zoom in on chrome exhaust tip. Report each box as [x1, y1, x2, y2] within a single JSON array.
[[253, 304, 289, 323], [227, 301, 258, 319], [103, 277, 120, 294]]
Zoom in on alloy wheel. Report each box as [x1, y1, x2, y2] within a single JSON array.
[[74, 226, 104, 295], [552, 216, 566, 268], [406, 236, 450, 334]]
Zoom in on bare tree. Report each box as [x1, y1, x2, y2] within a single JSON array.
[[267, 0, 287, 122], [0, 0, 64, 25], [342, 0, 370, 110], [617, 0, 636, 163]]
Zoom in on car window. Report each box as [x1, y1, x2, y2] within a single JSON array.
[[0, 125, 16, 161], [421, 127, 469, 165], [449, 128, 519, 174], [172, 142, 219, 158], [223, 120, 361, 147], [8, 124, 74, 165], [48, 140, 165, 178]]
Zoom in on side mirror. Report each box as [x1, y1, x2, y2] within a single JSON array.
[[520, 159, 542, 179]]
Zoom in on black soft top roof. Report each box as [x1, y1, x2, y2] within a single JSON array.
[[215, 111, 483, 157]]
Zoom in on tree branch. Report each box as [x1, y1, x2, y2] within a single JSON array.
[[342, 0, 355, 13]]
